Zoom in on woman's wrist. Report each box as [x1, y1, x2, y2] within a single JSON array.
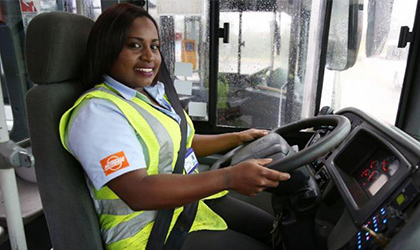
[[232, 132, 243, 147], [219, 167, 232, 190]]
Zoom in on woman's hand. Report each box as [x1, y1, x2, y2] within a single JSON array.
[[225, 158, 290, 196], [236, 129, 269, 145], [192, 129, 268, 158], [108, 157, 290, 210]]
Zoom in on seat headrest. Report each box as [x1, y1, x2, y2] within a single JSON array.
[[25, 12, 94, 85]]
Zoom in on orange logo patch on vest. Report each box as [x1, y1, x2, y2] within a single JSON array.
[[100, 151, 130, 176]]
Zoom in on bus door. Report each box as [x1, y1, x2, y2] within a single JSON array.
[[216, 0, 312, 129]]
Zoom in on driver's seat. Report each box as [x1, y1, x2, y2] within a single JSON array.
[[25, 12, 103, 249], [25, 10, 183, 249]]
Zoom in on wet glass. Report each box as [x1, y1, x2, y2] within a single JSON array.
[[150, 0, 210, 121], [321, 0, 418, 125], [217, 0, 322, 129], [151, 0, 324, 127]]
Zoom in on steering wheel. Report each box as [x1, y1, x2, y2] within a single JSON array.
[[210, 115, 351, 173]]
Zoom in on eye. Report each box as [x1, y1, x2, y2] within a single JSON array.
[[128, 42, 141, 49], [151, 44, 160, 50]]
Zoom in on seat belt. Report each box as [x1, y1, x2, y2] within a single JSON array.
[[146, 58, 198, 250]]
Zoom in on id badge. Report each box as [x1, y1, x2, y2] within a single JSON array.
[[184, 148, 199, 174]]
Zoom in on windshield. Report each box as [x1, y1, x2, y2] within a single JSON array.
[[321, 0, 418, 125]]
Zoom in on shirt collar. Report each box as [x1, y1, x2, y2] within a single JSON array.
[[103, 75, 137, 100], [144, 81, 165, 99], [103, 75, 166, 101]]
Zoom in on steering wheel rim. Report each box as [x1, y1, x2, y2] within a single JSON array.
[[210, 115, 351, 172]]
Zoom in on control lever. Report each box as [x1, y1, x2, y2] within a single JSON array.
[[317, 106, 334, 116], [362, 225, 390, 248], [315, 106, 335, 131]]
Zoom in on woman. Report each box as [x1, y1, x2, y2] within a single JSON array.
[[60, 3, 290, 250]]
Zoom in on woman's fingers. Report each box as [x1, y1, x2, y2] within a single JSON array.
[[228, 158, 291, 196], [253, 158, 291, 182], [238, 128, 269, 143]]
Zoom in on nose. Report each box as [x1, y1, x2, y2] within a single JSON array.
[[140, 47, 153, 62]]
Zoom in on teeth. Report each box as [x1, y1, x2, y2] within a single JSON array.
[[135, 68, 153, 73]]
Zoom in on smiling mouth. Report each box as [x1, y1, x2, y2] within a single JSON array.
[[135, 68, 153, 73]]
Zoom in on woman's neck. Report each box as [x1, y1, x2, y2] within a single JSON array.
[[139, 88, 163, 108]]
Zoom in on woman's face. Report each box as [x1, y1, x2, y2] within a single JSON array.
[[109, 17, 161, 91]]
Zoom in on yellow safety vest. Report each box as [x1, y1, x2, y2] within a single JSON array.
[[59, 83, 227, 250]]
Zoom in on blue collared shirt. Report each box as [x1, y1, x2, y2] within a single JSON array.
[[67, 76, 184, 189], [103, 75, 181, 123]]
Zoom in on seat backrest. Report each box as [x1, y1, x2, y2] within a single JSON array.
[[25, 12, 104, 250]]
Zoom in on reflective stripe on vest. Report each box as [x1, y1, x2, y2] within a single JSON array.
[[59, 84, 227, 250]]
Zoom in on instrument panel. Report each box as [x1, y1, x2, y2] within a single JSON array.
[[308, 108, 420, 250], [355, 155, 399, 198]]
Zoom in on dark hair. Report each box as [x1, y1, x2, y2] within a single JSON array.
[[83, 3, 160, 88]]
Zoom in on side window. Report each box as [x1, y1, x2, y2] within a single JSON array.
[[0, 58, 13, 131], [0, 0, 102, 139], [321, 0, 418, 125], [20, 0, 101, 30]]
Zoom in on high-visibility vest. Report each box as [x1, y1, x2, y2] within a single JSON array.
[[59, 83, 227, 250]]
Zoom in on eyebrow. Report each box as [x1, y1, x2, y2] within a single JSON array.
[[127, 37, 160, 43]]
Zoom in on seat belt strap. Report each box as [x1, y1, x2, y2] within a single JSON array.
[[163, 201, 199, 250], [146, 58, 198, 250]]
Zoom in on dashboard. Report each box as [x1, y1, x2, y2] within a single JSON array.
[[309, 108, 420, 250], [211, 107, 420, 250]]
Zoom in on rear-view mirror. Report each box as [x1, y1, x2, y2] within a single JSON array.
[[366, 0, 394, 57], [326, 0, 363, 71]]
